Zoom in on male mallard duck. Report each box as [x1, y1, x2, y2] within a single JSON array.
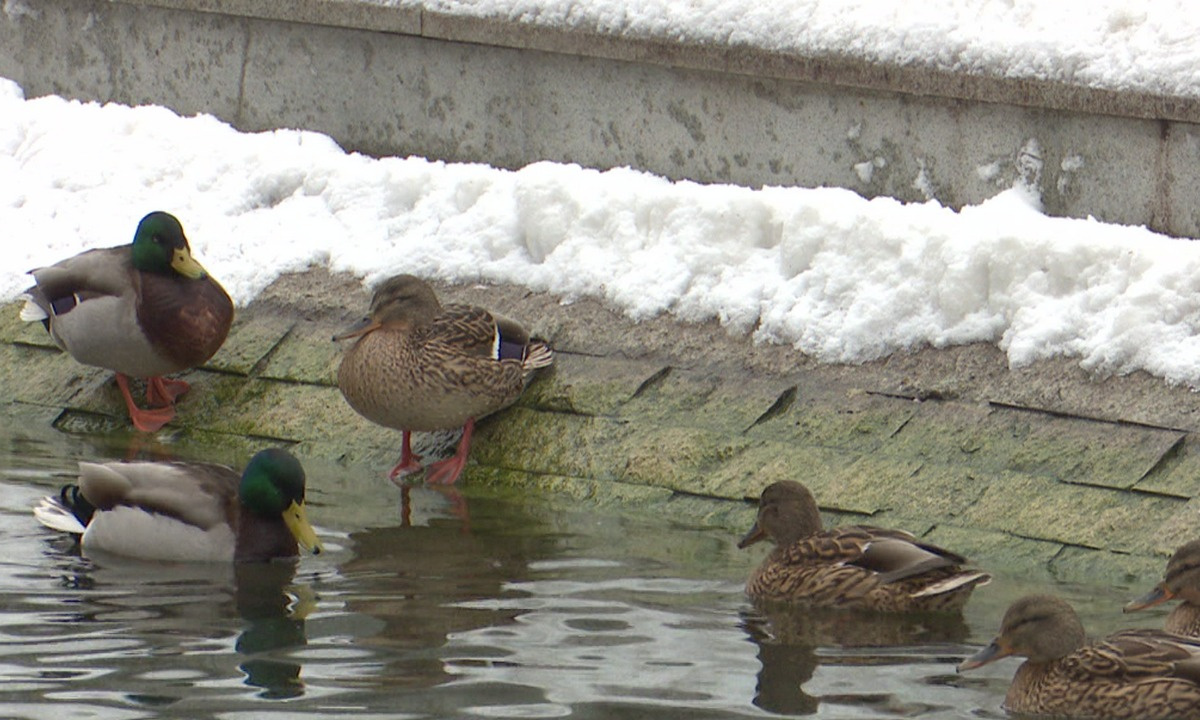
[[1125, 539, 1200, 637], [334, 274, 552, 485], [20, 211, 234, 432], [959, 594, 1200, 719], [738, 480, 989, 611], [32, 448, 322, 562]]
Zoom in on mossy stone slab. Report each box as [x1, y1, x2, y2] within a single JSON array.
[[960, 470, 1183, 554], [920, 524, 1063, 573], [1133, 437, 1200, 499], [207, 313, 293, 376], [471, 406, 633, 481], [886, 402, 1182, 490], [520, 353, 661, 417], [259, 318, 344, 385], [1049, 545, 1166, 590], [750, 390, 917, 453], [701, 441, 861, 502]]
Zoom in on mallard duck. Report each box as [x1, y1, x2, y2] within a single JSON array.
[[334, 274, 552, 485], [959, 594, 1200, 718], [1125, 539, 1200, 637], [20, 211, 234, 432], [738, 481, 989, 611], [32, 448, 322, 562]]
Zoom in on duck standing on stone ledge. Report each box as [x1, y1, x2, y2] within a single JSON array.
[[739, 480, 990, 611], [334, 274, 553, 485], [19, 211, 233, 432]]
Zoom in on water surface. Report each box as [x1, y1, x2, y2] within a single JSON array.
[[0, 417, 1156, 719]]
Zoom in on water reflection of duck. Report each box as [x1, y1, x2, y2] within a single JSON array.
[[234, 562, 310, 699], [33, 449, 322, 561], [19, 211, 233, 432], [335, 494, 553, 694], [1125, 539, 1200, 638], [334, 274, 553, 485], [739, 481, 990, 612], [959, 594, 1200, 719], [740, 613, 820, 715], [745, 603, 970, 649]]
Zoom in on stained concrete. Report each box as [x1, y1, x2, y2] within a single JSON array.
[[4, 0, 1200, 236]]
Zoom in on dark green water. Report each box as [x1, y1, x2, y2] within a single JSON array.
[[0, 414, 1162, 719]]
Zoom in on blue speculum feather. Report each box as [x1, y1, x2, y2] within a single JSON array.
[[51, 294, 80, 315], [498, 338, 525, 361]]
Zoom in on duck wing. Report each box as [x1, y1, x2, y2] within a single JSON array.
[[23, 247, 133, 318], [425, 304, 500, 358], [78, 460, 238, 532], [1066, 630, 1200, 683]]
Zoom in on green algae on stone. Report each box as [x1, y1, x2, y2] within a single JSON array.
[[920, 524, 1063, 573], [1049, 545, 1167, 590], [260, 320, 346, 385], [205, 314, 293, 376], [749, 390, 917, 453], [960, 470, 1184, 555], [471, 406, 633, 481]]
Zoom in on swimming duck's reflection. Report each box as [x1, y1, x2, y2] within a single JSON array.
[[233, 561, 309, 699]]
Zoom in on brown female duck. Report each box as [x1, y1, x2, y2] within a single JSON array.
[[959, 594, 1200, 719], [1125, 539, 1200, 638], [335, 274, 552, 485], [738, 480, 989, 611], [20, 212, 233, 432]]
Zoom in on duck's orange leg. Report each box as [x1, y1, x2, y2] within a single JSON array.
[[388, 430, 424, 484], [146, 376, 190, 407], [424, 418, 475, 485], [115, 373, 175, 432]]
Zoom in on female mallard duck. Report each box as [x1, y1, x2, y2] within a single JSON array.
[[959, 594, 1200, 719], [334, 274, 552, 485], [1125, 539, 1200, 637], [20, 211, 234, 432], [738, 480, 989, 611], [33, 448, 322, 562]]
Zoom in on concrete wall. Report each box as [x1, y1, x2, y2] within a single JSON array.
[[4, 0, 1200, 237]]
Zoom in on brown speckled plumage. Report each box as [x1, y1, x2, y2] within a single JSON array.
[[1126, 539, 1200, 638], [336, 274, 552, 484], [739, 481, 989, 612], [961, 594, 1200, 719]]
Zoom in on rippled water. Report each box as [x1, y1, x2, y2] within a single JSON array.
[[0, 416, 1153, 719]]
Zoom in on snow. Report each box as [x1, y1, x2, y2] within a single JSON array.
[[395, 0, 1200, 100], [4, 77, 1200, 386]]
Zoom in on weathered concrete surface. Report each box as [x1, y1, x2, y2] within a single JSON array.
[[3, 268, 1199, 585], [3, 0, 1200, 237]]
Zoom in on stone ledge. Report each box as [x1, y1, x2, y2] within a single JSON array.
[[5, 267, 1200, 582]]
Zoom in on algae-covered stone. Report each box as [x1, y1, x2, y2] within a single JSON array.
[[471, 406, 633, 481], [1133, 436, 1200, 499], [920, 524, 1063, 573], [206, 314, 292, 376], [1050, 545, 1165, 589], [750, 390, 917, 452], [960, 470, 1183, 554], [520, 353, 658, 416], [260, 319, 345, 385], [703, 442, 859, 502]]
